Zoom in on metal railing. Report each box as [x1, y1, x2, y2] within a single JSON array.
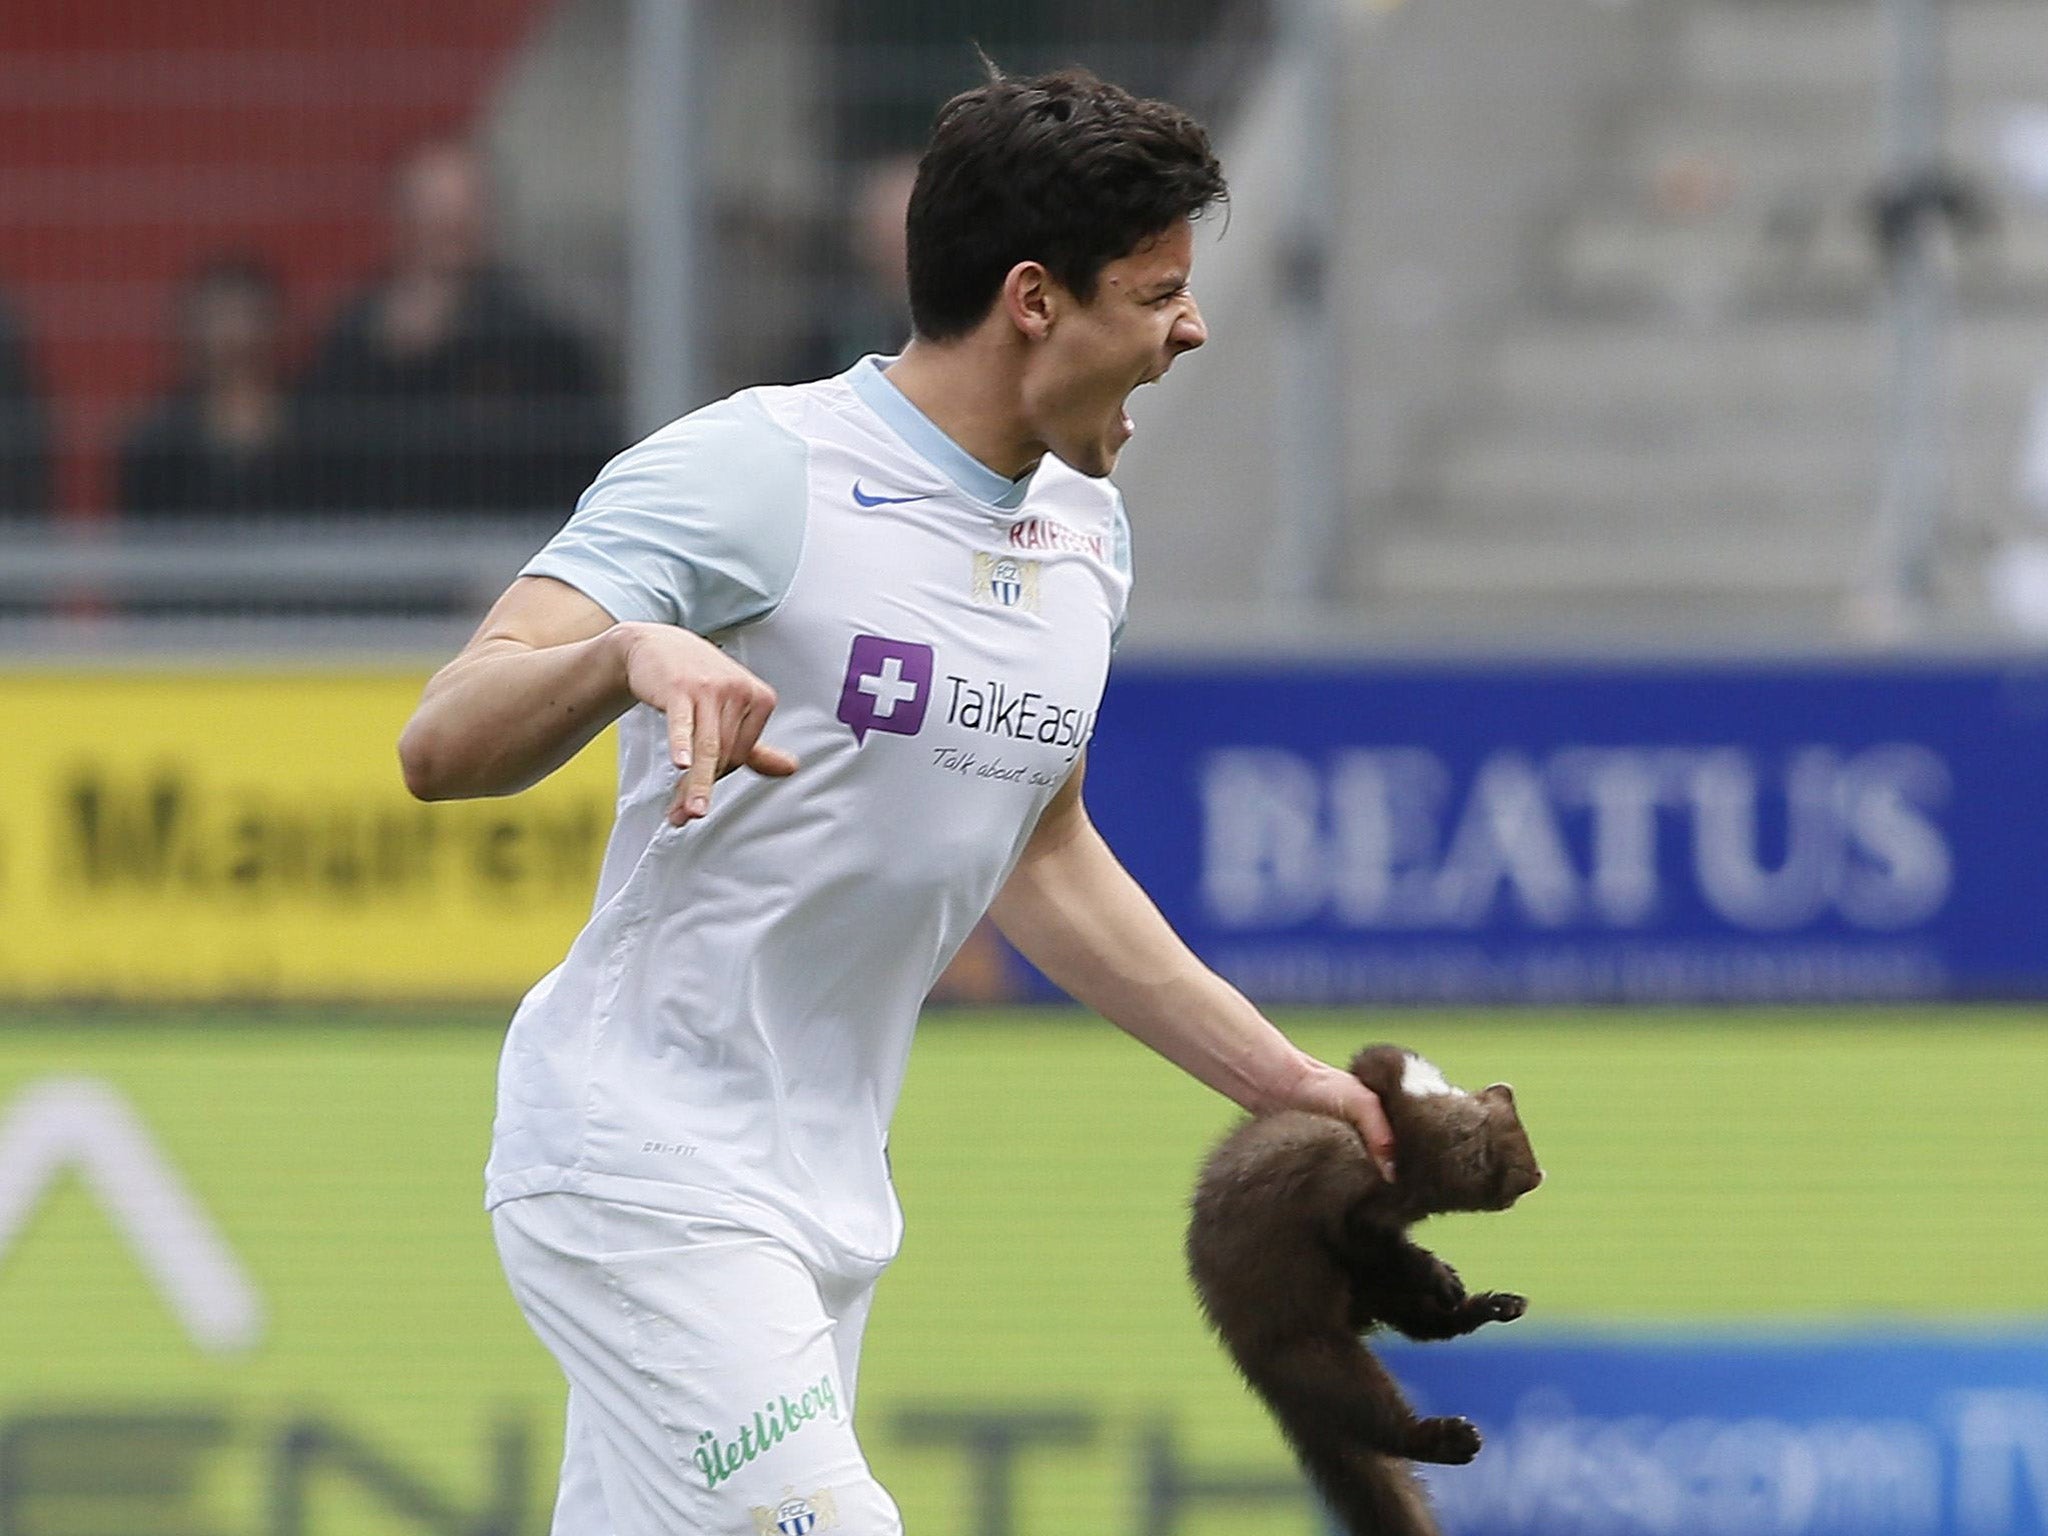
[[0, 515, 556, 654]]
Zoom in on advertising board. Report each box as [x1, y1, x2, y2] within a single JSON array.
[[1080, 659, 2048, 1002], [0, 672, 611, 1001], [1390, 1336, 2048, 1536], [8, 660, 2045, 1004]]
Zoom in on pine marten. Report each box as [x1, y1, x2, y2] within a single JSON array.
[[1186, 1044, 1543, 1536]]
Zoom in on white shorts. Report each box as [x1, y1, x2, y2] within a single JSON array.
[[492, 1192, 906, 1536]]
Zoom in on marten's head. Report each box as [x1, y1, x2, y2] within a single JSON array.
[[1348, 1044, 1544, 1213]]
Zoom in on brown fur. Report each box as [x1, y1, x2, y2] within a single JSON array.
[[1186, 1044, 1543, 1536]]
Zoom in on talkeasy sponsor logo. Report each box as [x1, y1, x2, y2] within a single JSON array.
[[836, 635, 935, 744], [940, 673, 1096, 753]]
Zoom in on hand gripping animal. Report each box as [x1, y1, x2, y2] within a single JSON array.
[[1187, 1045, 1543, 1536]]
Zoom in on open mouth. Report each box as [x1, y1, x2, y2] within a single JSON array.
[[1119, 375, 1159, 436], [1114, 366, 1173, 445]]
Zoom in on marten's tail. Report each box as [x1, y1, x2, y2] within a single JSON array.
[[1235, 1338, 1445, 1536], [1285, 1424, 1439, 1536]]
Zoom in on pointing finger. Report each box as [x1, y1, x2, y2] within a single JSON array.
[[746, 743, 800, 778], [681, 706, 721, 821], [666, 693, 696, 776], [664, 698, 699, 825]]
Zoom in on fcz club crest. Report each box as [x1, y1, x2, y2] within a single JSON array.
[[972, 552, 1041, 612], [751, 1488, 838, 1535]]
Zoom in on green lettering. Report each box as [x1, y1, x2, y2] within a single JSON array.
[[694, 1430, 724, 1488]]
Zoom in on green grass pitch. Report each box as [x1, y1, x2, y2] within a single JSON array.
[[0, 1006, 2041, 1535]]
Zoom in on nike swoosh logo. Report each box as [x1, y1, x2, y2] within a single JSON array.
[[852, 481, 931, 507]]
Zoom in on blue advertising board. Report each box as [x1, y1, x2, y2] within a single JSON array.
[[1379, 1334, 2048, 1536], [1074, 659, 2048, 1002]]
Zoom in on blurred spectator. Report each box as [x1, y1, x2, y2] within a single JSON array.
[[788, 153, 919, 379], [829, 153, 919, 365], [118, 257, 307, 518], [298, 138, 615, 514], [0, 290, 50, 516]]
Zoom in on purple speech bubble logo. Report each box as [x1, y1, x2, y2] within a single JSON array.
[[836, 635, 935, 744]]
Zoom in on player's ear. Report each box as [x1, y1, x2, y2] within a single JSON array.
[[1481, 1083, 1516, 1108], [1003, 261, 1056, 340]]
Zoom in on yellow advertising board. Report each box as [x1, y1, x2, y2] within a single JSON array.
[[0, 671, 615, 1001]]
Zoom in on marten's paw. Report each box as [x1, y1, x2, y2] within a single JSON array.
[[1418, 1255, 1466, 1311], [1409, 1415, 1483, 1464], [1471, 1291, 1527, 1324]]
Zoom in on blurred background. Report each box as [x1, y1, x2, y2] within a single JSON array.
[[1, 2, 2045, 1533]]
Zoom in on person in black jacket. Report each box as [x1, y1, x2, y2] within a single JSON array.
[[297, 138, 616, 515], [0, 291, 50, 516], [118, 256, 306, 518]]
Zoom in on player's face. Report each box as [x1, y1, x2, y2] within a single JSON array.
[[1027, 218, 1207, 478]]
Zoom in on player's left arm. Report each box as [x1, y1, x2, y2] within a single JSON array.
[[987, 754, 1397, 1179]]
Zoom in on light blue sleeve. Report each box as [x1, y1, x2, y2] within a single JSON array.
[[1110, 488, 1134, 651], [521, 392, 808, 634]]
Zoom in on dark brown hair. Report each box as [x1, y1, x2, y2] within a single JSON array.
[[905, 65, 1227, 341]]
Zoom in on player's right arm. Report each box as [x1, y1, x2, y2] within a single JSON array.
[[397, 574, 795, 823], [403, 392, 808, 818]]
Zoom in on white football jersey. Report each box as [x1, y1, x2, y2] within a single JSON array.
[[484, 357, 1131, 1275]]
